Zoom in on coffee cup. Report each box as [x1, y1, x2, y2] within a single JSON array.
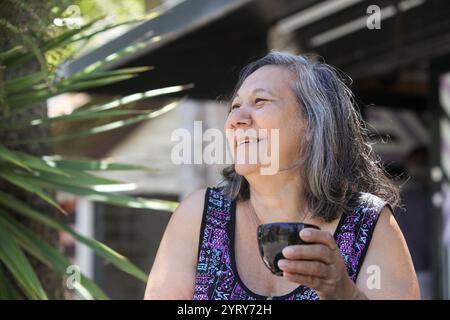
[[256, 222, 320, 276]]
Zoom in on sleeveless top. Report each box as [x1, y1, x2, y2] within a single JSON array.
[[193, 187, 392, 300]]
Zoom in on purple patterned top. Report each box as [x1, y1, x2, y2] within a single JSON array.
[[193, 187, 391, 300]]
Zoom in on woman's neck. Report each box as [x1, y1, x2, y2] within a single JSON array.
[[245, 171, 311, 224]]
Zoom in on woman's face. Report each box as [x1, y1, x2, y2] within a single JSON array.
[[225, 65, 307, 176]]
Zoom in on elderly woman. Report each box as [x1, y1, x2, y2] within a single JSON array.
[[144, 51, 420, 300]]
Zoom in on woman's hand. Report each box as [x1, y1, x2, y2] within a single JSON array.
[[278, 228, 367, 300]]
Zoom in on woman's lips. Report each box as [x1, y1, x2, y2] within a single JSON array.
[[236, 137, 264, 147]]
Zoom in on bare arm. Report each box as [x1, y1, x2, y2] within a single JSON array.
[[279, 205, 420, 299], [356, 206, 421, 299], [144, 189, 206, 300]]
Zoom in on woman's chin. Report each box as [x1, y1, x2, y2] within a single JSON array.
[[234, 163, 261, 176]]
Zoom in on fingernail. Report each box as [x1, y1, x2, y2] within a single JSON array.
[[301, 229, 311, 238], [282, 247, 293, 256], [278, 259, 287, 268]]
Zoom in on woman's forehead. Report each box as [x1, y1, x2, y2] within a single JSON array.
[[236, 65, 296, 96]]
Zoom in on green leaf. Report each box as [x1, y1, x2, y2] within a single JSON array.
[[76, 85, 193, 113], [6, 101, 180, 146], [42, 19, 102, 52], [0, 191, 150, 282], [4, 71, 47, 95], [0, 213, 109, 300], [12, 166, 126, 188], [0, 264, 11, 299], [0, 224, 48, 300], [6, 74, 137, 112], [2, 17, 152, 71], [0, 148, 69, 177], [68, 66, 153, 83], [0, 144, 32, 172], [15, 174, 178, 212], [30, 66, 152, 93], [3, 19, 99, 68], [41, 156, 156, 172], [0, 170, 66, 214], [0, 109, 154, 131], [69, 17, 149, 46], [0, 263, 24, 300], [2, 67, 159, 118], [70, 36, 162, 79], [0, 45, 25, 62]]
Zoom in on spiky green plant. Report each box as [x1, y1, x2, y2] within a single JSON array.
[[0, 4, 187, 299]]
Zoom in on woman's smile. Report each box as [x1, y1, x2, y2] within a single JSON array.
[[236, 136, 262, 147]]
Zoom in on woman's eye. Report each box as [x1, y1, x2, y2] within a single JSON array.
[[255, 98, 267, 105], [231, 104, 240, 110]]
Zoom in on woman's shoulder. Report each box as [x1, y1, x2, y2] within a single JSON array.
[[339, 191, 395, 237], [161, 189, 208, 245], [359, 191, 392, 207], [174, 188, 208, 219], [174, 186, 230, 219], [159, 188, 207, 264], [355, 194, 419, 298], [182, 188, 208, 204], [353, 191, 397, 233], [144, 188, 208, 299], [349, 191, 394, 217]]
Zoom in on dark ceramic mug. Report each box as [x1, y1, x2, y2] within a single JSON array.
[[256, 222, 320, 276]]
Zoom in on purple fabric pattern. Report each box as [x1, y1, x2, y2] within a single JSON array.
[[193, 187, 389, 300]]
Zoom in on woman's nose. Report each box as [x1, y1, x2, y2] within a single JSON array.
[[228, 109, 252, 129]]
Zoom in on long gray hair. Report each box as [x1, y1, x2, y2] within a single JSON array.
[[220, 51, 400, 222]]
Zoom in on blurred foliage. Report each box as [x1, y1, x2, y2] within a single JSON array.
[[0, 0, 187, 299]]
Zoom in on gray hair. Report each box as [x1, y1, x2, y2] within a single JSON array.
[[220, 51, 400, 222]]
